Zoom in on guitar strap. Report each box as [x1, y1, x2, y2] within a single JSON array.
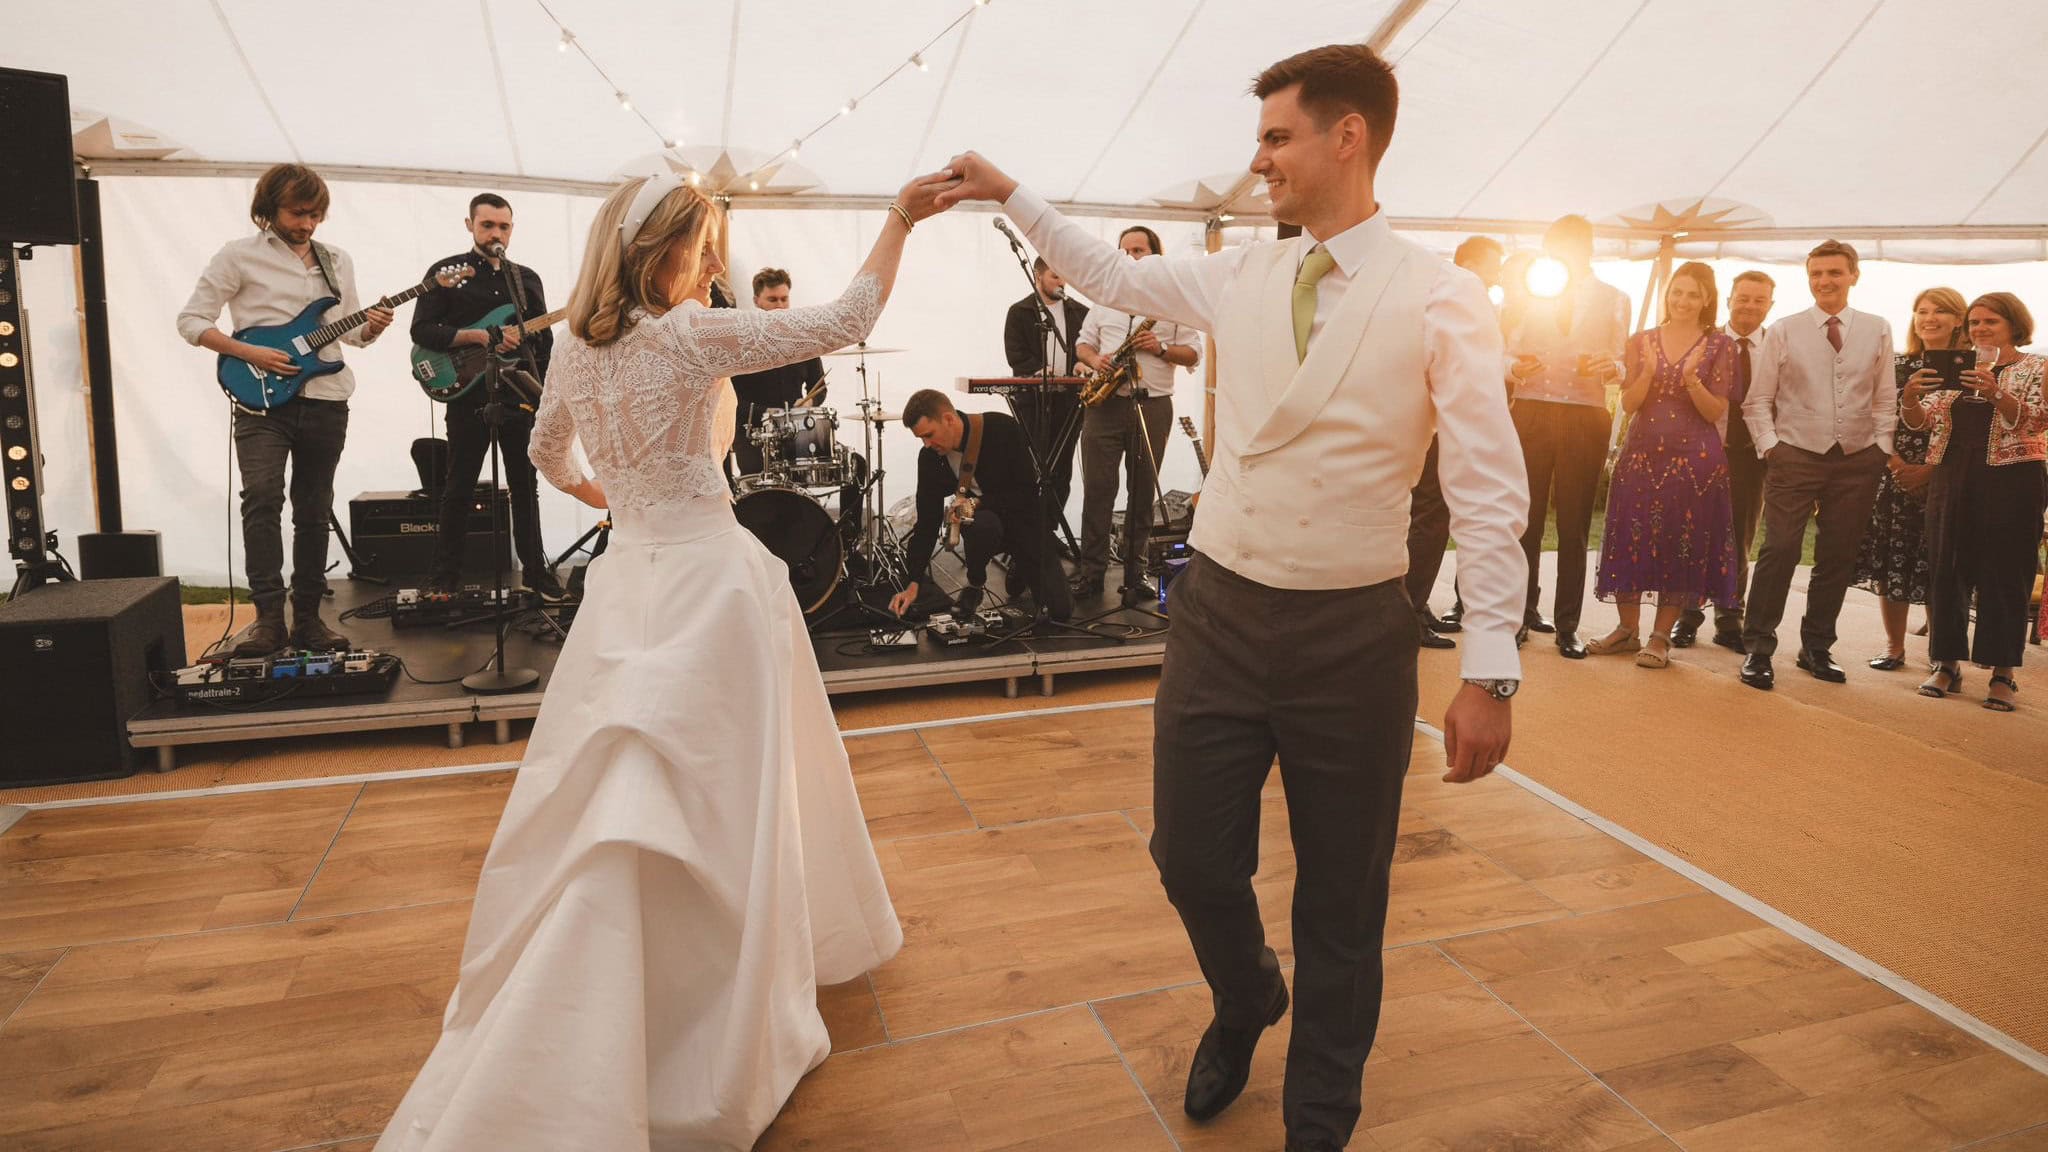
[[956, 412, 984, 500], [308, 242, 343, 302]]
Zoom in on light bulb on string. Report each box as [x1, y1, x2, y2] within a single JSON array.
[[616, 92, 632, 113], [911, 53, 927, 71], [840, 99, 856, 117], [557, 30, 574, 52], [688, 170, 702, 186], [789, 139, 802, 160], [749, 179, 760, 191]]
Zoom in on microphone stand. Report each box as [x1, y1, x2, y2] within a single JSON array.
[[994, 220, 1083, 561], [461, 247, 545, 692]]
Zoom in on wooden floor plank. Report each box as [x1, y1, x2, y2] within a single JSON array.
[[847, 731, 978, 842], [293, 773, 513, 921]]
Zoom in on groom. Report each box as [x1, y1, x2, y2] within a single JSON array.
[[940, 44, 1530, 1152]]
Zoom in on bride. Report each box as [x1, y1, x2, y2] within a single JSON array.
[[375, 167, 959, 1151]]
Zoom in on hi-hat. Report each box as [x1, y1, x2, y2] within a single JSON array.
[[857, 410, 903, 423], [824, 345, 907, 356]]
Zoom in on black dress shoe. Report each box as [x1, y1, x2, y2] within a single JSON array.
[[1796, 648, 1847, 683], [1422, 609, 1463, 634], [954, 583, 986, 615], [1711, 631, 1746, 653], [1525, 615, 1557, 634], [1670, 622, 1698, 648], [1556, 631, 1588, 659], [1441, 601, 1466, 627], [1068, 574, 1104, 599], [1119, 579, 1158, 609], [1740, 653, 1775, 690], [1419, 628, 1456, 650], [1868, 652, 1907, 671], [1184, 977, 1289, 1121]]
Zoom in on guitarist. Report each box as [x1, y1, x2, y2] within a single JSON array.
[[177, 163, 393, 656], [409, 193, 562, 601], [1072, 226, 1202, 607]]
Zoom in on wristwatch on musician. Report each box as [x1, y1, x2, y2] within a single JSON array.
[[1463, 678, 1519, 701]]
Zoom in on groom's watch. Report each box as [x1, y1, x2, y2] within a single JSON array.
[[1464, 678, 1519, 701]]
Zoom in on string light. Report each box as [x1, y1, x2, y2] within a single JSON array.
[[616, 92, 632, 112], [749, 179, 760, 191], [535, 0, 681, 153], [557, 30, 574, 52], [912, 52, 928, 71], [663, 139, 678, 151], [789, 140, 802, 159], [840, 99, 856, 117], [688, 170, 702, 186]]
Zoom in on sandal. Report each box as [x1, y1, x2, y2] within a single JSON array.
[[1867, 652, 1907, 671], [1636, 638, 1671, 669], [1985, 673, 2019, 712], [1586, 627, 1640, 656], [1918, 664, 1963, 699]]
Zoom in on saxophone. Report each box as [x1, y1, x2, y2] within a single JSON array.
[[1080, 318, 1159, 406]]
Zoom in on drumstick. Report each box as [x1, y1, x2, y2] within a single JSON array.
[[796, 371, 830, 408]]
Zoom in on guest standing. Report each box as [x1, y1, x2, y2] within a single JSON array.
[[1738, 239, 1895, 689], [1588, 262, 1738, 667], [1901, 292, 2048, 712], [1853, 288, 1962, 669], [1674, 270, 1775, 650]]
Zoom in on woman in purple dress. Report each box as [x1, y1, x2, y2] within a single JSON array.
[[1588, 261, 1740, 668]]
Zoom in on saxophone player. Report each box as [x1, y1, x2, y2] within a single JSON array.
[[1072, 226, 1203, 606]]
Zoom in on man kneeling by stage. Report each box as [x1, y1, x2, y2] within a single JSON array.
[[890, 389, 1074, 621]]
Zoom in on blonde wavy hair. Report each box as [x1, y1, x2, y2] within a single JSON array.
[[1904, 287, 1967, 356], [567, 176, 726, 346]]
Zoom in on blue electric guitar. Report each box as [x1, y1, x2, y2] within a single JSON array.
[[216, 263, 472, 410]]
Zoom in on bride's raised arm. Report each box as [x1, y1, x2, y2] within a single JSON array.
[[664, 170, 958, 380]]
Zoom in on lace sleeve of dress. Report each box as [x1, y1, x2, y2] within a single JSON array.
[[662, 271, 884, 380], [528, 346, 586, 492]]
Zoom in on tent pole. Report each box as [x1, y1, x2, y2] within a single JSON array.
[[1202, 219, 1222, 453]]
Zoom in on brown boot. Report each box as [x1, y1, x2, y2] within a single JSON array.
[[231, 599, 289, 658], [290, 597, 350, 651]]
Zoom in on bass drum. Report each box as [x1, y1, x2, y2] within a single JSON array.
[[734, 485, 843, 615]]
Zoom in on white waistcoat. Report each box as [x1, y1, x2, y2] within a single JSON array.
[[1189, 234, 1439, 590]]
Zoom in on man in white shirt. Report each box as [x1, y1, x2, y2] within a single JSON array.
[[178, 164, 392, 657], [1072, 225, 1204, 606], [1738, 240, 1894, 688], [1502, 215, 1630, 659], [937, 43, 1528, 1152], [1674, 269, 1775, 650]]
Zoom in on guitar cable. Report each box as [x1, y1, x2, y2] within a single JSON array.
[[199, 403, 243, 661]]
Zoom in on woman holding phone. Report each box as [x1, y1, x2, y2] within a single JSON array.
[[1854, 288, 1962, 669], [1901, 292, 2048, 711]]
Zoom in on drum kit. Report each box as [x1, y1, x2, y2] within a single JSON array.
[[732, 344, 912, 625]]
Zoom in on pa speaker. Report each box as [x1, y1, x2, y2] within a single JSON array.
[[0, 68, 81, 246], [0, 577, 183, 785], [79, 531, 165, 579]]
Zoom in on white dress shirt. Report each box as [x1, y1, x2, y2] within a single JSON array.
[[1504, 275, 1631, 407], [1742, 305, 1895, 456], [1042, 296, 1071, 375], [176, 230, 378, 402], [1077, 302, 1201, 397], [1716, 322, 1765, 444], [1004, 185, 1529, 680]]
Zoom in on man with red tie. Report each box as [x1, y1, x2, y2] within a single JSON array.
[[1674, 269, 1774, 649]]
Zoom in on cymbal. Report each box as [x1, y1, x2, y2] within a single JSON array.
[[857, 410, 903, 424], [823, 345, 907, 357]]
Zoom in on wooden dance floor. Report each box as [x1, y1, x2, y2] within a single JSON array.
[[2, 705, 2045, 1151]]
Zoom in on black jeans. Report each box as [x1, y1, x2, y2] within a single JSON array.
[[1512, 400, 1611, 633], [956, 502, 1074, 620], [433, 393, 544, 583], [1151, 554, 1417, 1147], [233, 399, 349, 610]]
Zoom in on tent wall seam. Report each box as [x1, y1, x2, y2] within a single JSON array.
[[1452, 0, 1654, 219], [1703, 0, 1886, 200], [1388, 0, 1461, 66], [1962, 118, 2048, 226], [1065, 0, 1210, 204], [207, 0, 301, 163], [907, 8, 977, 181], [478, 0, 528, 176]]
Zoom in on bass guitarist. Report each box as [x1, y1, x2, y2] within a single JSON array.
[[177, 163, 393, 656], [410, 192, 563, 601]]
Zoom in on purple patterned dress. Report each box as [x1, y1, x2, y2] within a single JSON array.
[[1595, 329, 1740, 607]]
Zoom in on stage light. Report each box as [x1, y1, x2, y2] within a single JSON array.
[[1525, 256, 1570, 300], [749, 179, 760, 191], [912, 53, 928, 71]]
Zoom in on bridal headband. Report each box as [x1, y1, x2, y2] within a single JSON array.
[[619, 170, 687, 251]]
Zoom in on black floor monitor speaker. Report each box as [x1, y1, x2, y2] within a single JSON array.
[[0, 576, 183, 786], [348, 487, 510, 582], [79, 530, 164, 579]]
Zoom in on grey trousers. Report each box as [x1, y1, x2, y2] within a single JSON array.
[[1077, 391, 1174, 583], [232, 399, 349, 610], [1742, 443, 1886, 657], [1151, 553, 1418, 1147]]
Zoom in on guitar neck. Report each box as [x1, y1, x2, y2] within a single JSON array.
[[1180, 417, 1210, 475], [308, 279, 433, 350], [518, 308, 567, 336]]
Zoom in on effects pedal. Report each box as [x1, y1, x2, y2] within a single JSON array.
[[173, 649, 400, 706], [868, 627, 919, 649]]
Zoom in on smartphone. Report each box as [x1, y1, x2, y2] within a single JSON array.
[[1922, 348, 1972, 390]]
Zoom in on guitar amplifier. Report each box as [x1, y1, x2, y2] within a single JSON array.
[[347, 487, 509, 580]]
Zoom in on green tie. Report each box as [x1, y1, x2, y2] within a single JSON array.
[[1293, 244, 1337, 362]]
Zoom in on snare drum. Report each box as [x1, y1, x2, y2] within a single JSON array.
[[752, 405, 846, 486]]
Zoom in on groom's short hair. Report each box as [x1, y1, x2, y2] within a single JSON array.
[[1252, 44, 1399, 173]]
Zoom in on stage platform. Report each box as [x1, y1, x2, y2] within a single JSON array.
[[128, 559, 1168, 771]]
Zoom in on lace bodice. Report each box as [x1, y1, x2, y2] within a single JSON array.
[[532, 273, 884, 508]]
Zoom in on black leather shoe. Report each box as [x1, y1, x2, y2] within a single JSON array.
[[1184, 977, 1289, 1122], [1069, 574, 1105, 599], [1441, 601, 1466, 627], [1556, 631, 1588, 659], [1420, 628, 1456, 650], [1711, 631, 1746, 653], [1796, 648, 1847, 683], [1422, 609, 1462, 635], [1670, 622, 1699, 648], [954, 583, 986, 615], [1868, 652, 1907, 671], [1740, 653, 1775, 690], [1525, 615, 1557, 635], [1119, 579, 1158, 609]]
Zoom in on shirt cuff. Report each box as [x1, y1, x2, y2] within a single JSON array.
[[1458, 629, 1523, 682], [1752, 430, 1779, 456], [1003, 184, 1053, 230]]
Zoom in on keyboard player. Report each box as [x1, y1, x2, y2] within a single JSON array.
[[1003, 256, 1088, 529]]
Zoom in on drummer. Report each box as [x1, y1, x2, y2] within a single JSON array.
[[729, 267, 827, 477]]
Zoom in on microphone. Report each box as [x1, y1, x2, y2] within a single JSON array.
[[993, 217, 1024, 252], [484, 241, 507, 259]]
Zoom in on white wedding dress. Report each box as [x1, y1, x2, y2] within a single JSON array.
[[375, 274, 902, 1152]]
